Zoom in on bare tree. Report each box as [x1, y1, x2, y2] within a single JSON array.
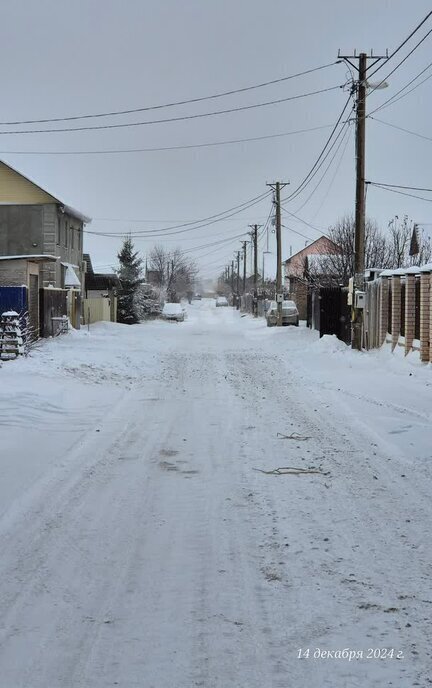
[[387, 215, 432, 268], [148, 245, 198, 301], [305, 214, 391, 286]]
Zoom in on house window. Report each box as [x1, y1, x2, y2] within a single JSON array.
[[64, 221, 68, 247], [56, 220, 61, 245], [71, 226, 75, 249], [78, 229, 82, 252]]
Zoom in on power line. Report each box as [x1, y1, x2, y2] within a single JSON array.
[[85, 191, 272, 238], [280, 204, 328, 237], [367, 183, 432, 203], [0, 123, 333, 155], [367, 181, 432, 192], [368, 62, 432, 116], [89, 190, 271, 233], [368, 10, 432, 77], [0, 62, 340, 125], [367, 25, 432, 97], [0, 85, 344, 136], [292, 120, 351, 213], [309, 126, 352, 221], [281, 93, 354, 204], [370, 116, 432, 142]]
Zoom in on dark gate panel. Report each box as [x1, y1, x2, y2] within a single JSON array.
[[40, 288, 68, 337], [28, 274, 39, 339], [308, 286, 350, 344]]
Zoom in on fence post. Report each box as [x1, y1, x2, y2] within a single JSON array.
[[404, 273, 415, 355], [420, 271, 430, 363], [391, 275, 401, 352], [378, 277, 389, 346]]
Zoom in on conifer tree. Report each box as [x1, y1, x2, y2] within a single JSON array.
[[117, 237, 143, 324]]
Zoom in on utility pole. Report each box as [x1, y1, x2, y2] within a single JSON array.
[[242, 241, 247, 294], [231, 259, 234, 296], [267, 182, 289, 325], [236, 250, 241, 309], [338, 49, 387, 349], [248, 224, 260, 317]]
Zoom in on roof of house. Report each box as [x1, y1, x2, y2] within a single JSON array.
[[85, 273, 121, 291], [284, 236, 340, 264], [0, 254, 58, 263], [0, 159, 91, 224]]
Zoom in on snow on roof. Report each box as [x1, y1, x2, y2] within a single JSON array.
[[63, 263, 81, 287], [0, 254, 58, 263], [420, 263, 432, 272]]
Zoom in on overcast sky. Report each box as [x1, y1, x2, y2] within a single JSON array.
[[1, 0, 431, 279]]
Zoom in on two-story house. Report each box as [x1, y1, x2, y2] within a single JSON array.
[[0, 160, 91, 289]]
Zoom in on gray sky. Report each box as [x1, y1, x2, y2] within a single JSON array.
[[1, 0, 431, 278]]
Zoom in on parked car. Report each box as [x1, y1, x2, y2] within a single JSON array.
[[193, 293, 202, 300], [266, 300, 299, 327], [162, 303, 185, 322], [181, 304, 188, 319], [215, 296, 229, 307]]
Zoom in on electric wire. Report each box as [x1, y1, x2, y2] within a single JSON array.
[[309, 126, 352, 221], [368, 10, 432, 78], [84, 190, 272, 237], [281, 93, 354, 204], [0, 123, 333, 155], [0, 85, 344, 136], [367, 183, 432, 203], [0, 61, 341, 125], [85, 194, 271, 239], [292, 120, 351, 213], [368, 62, 432, 116], [366, 26, 432, 97]]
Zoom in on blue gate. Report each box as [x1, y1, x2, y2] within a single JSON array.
[[0, 286, 28, 316]]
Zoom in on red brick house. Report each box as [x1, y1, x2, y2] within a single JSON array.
[[284, 236, 341, 319]]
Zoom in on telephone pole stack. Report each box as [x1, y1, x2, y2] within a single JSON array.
[[249, 224, 260, 317], [338, 49, 387, 349], [266, 182, 289, 326], [235, 250, 241, 309], [241, 240, 247, 294]]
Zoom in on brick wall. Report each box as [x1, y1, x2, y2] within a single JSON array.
[[404, 275, 415, 354], [420, 273, 430, 363], [391, 276, 401, 351]]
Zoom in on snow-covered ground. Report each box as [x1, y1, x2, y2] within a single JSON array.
[[0, 298, 431, 687]]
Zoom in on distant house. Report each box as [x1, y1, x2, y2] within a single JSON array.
[[284, 236, 341, 319], [0, 160, 91, 290], [83, 253, 121, 298]]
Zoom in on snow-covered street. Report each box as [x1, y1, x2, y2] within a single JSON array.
[[0, 299, 431, 687]]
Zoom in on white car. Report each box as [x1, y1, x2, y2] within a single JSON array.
[[162, 303, 185, 322], [266, 300, 299, 327], [216, 296, 229, 307]]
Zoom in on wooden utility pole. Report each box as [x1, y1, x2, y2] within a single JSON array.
[[338, 49, 387, 349], [353, 52, 367, 350], [231, 260, 234, 295], [242, 241, 247, 294], [249, 224, 260, 317], [236, 250, 241, 309], [267, 182, 289, 325]]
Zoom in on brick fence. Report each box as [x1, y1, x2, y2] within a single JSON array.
[[367, 265, 432, 361]]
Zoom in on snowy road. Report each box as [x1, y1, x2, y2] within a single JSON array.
[[0, 299, 431, 687]]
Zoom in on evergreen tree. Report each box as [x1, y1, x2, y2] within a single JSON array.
[[117, 237, 143, 324]]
